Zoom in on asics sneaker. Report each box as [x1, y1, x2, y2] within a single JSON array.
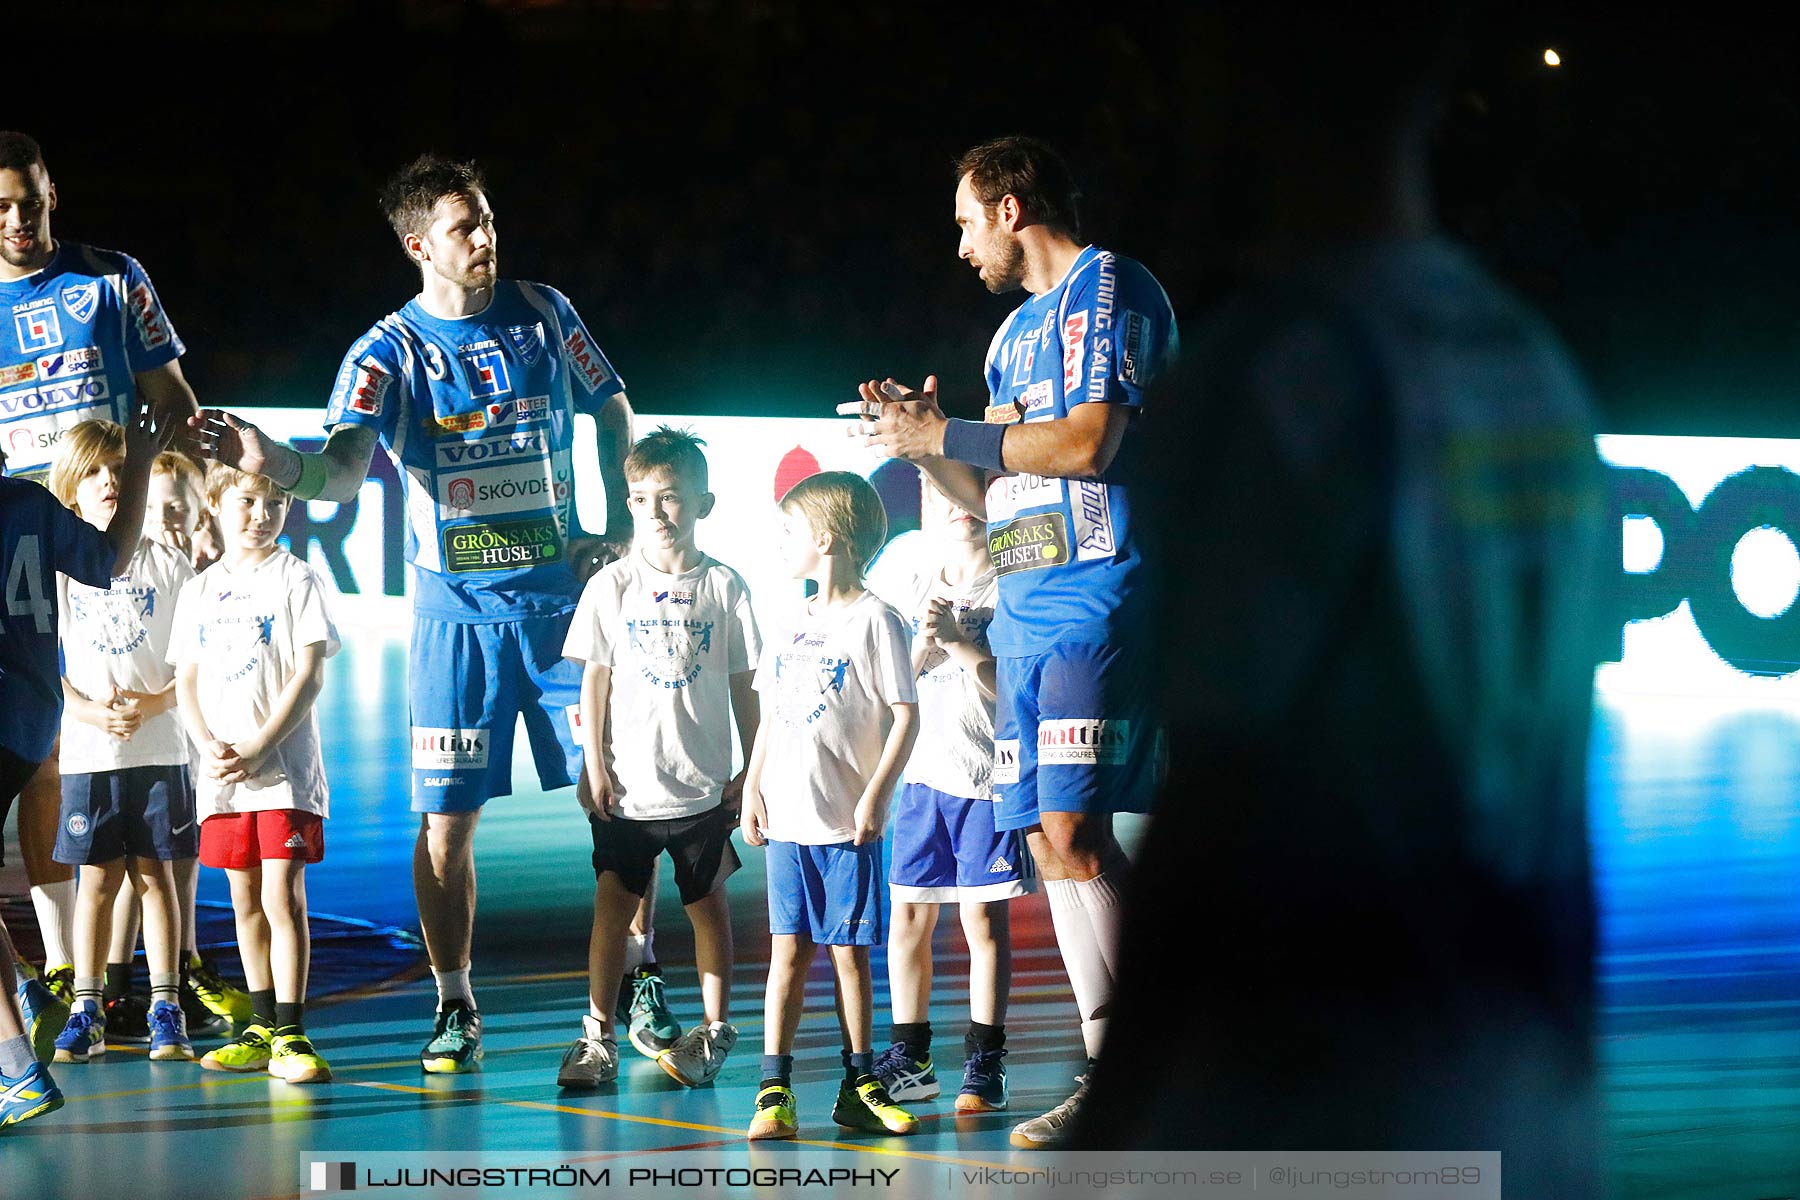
[[1009, 1072, 1089, 1149], [148, 999, 195, 1061], [954, 1047, 1009, 1112], [200, 1023, 274, 1072], [624, 966, 681, 1060], [873, 1043, 939, 1101], [0, 1062, 64, 1127], [41, 964, 76, 1005], [833, 1075, 919, 1135], [419, 1001, 482, 1073], [103, 993, 151, 1044], [187, 956, 254, 1029], [746, 1083, 798, 1140], [16, 976, 68, 1065], [268, 1032, 332, 1083], [555, 1015, 618, 1088], [657, 1021, 737, 1087], [53, 1004, 105, 1063]]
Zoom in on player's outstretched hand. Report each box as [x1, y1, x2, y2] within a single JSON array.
[[188, 409, 273, 476], [841, 376, 946, 461], [124, 397, 163, 464]]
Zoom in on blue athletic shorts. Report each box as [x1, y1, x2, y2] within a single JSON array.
[[410, 612, 583, 814], [765, 839, 885, 945], [889, 782, 1034, 902], [993, 640, 1163, 833], [54, 764, 197, 864]]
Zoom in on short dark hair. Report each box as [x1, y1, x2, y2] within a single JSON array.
[[0, 131, 46, 175], [955, 136, 1081, 239], [379, 154, 486, 246], [625, 425, 710, 492]]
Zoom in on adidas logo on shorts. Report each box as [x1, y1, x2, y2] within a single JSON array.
[[285, 833, 308, 849], [988, 855, 1012, 874]]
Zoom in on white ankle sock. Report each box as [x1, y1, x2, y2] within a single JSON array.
[[30, 880, 76, 968], [433, 965, 474, 1010], [1044, 877, 1115, 1033], [623, 933, 652, 973], [1069, 869, 1127, 977]]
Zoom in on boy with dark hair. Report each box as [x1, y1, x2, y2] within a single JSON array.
[[557, 427, 760, 1088]]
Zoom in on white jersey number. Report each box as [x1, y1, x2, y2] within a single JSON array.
[[4, 534, 54, 634]]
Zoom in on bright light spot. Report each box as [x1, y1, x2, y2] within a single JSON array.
[[1731, 525, 1800, 619], [1622, 515, 1665, 574], [1544, 48, 1562, 67]]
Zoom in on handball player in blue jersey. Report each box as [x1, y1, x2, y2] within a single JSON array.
[[852, 137, 1177, 1148], [192, 156, 635, 1072], [1, 131, 202, 1025]]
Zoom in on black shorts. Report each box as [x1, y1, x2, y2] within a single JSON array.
[[0, 745, 44, 868], [55, 765, 198, 865], [590, 805, 740, 905]]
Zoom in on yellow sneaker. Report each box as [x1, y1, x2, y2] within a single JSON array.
[[268, 1032, 332, 1083], [833, 1076, 919, 1135], [200, 1023, 273, 1073], [747, 1084, 798, 1140]]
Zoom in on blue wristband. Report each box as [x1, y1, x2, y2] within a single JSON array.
[[940, 418, 1007, 471]]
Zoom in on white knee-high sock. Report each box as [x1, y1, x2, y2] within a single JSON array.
[[31, 880, 76, 968], [1044, 877, 1113, 1059], [1069, 868, 1127, 978]]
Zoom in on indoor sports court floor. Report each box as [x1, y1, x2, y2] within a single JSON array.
[[2, 631, 1797, 1200]]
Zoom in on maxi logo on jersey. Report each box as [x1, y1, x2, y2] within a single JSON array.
[[459, 342, 511, 398], [12, 299, 62, 353], [563, 328, 611, 394], [348, 357, 391, 416], [128, 284, 170, 351]]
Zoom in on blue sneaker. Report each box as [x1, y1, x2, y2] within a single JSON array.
[[873, 1042, 939, 1101], [148, 999, 194, 1061], [53, 1004, 106, 1063], [16, 977, 69, 1065], [954, 1047, 1009, 1112], [0, 1062, 64, 1127]]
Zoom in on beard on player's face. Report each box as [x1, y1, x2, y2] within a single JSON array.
[[979, 231, 1025, 294]]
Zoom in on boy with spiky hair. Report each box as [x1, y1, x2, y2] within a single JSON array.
[[557, 427, 760, 1089], [169, 464, 339, 1083], [741, 471, 919, 1139]]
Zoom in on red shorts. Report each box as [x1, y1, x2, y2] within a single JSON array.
[[199, 810, 325, 869]]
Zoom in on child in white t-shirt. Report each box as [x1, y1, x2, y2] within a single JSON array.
[[870, 477, 1031, 1114], [46, 420, 197, 1065], [557, 428, 761, 1089], [741, 471, 919, 1140], [169, 464, 339, 1084]]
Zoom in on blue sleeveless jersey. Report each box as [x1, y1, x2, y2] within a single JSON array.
[[324, 281, 624, 622], [0, 244, 183, 479], [0, 475, 115, 761], [980, 246, 1177, 655]]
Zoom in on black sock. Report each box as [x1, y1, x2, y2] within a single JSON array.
[[251, 989, 277, 1028], [275, 1001, 305, 1032], [104, 962, 132, 1003], [966, 1022, 1005, 1055], [759, 1053, 793, 1090], [890, 1021, 931, 1058]]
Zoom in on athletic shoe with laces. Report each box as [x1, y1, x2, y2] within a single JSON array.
[[1009, 1072, 1089, 1149], [0, 1062, 64, 1127], [873, 1043, 939, 1101], [624, 966, 681, 1060], [17, 976, 68, 1065], [148, 999, 194, 1061], [556, 1015, 618, 1088], [746, 1083, 798, 1140], [656, 1020, 736, 1087], [53, 1004, 105, 1063], [833, 1075, 919, 1134], [954, 1047, 1009, 1112], [200, 1023, 274, 1072], [187, 957, 254, 1028], [419, 1001, 483, 1073], [268, 1032, 332, 1083], [180, 984, 231, 1039], [103, 993, 151, 1044], [41, 964, 75, 1006]]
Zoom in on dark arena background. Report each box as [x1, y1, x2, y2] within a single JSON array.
[[2, 4, 1798, 1198]]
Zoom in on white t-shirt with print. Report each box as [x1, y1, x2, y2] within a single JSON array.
[[563, 551, 762, 820], [59, 537, 194, 772], [166, 550, 340, 819], [875, 565, 998, 800], [753, 590, 916, 844]]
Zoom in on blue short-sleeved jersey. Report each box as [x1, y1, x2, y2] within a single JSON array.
[[324, 281, 625, 622], [979, 246, 1178, 655], [0, 475, 115, 761], [0, 244, 183, 479]]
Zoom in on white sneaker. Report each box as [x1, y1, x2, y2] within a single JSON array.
[[556, 1015, 618, 1089], [656, 1020, 737, 1087], [1009, 1073, 1089, 1149]]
